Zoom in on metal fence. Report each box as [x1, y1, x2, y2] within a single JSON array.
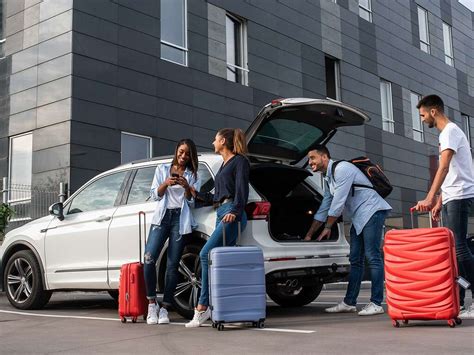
[[1, 177, 68, 233]]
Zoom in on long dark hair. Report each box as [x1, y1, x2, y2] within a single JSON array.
[[172, 139, 199, 178], [217, 128, 248, 156]]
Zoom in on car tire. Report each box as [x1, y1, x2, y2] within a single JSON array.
[[107, 290, 119, 302], [171, 243, 203, 320], [4, 250, 52, 310], [267, 281, 323, 307]]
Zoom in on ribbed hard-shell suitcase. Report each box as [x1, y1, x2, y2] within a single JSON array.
[[118, 211, 148, 323], [384, 209, 461, 328], [209, 223, 266, 331]]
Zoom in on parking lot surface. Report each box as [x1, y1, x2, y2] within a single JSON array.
[[0, 288, 472, 354]]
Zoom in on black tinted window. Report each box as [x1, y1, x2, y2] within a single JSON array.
[[127, 166, 157, 204], [68, 172, 127, 214]]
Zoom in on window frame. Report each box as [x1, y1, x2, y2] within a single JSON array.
[[462, 114, 471, 148], [380, 79, 394, 133], [442, 22, 454, 66], [120, 131, 153, 165], [225, 12, 249, 86], [8, 132, 33, 203], [417, 6, 430, 54], [124, 165, 158, 206], [160, 0, 188, 67], [325, 56, 341, 101], [359, 0, 373, 22], [410, 92, 424, 143]]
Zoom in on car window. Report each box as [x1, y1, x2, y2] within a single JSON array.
[[198, 163, 214, 193], [67, 171, 127, 214], [127, 166, 157, 204]]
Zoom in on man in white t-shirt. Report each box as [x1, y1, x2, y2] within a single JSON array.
[[414, 95, 474, 319]]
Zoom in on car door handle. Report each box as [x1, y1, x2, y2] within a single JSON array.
[[96, 216, 111, 222]]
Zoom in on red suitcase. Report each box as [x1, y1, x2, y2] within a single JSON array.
[[118, 211, 148, 323], [384, 208, 461, 328]]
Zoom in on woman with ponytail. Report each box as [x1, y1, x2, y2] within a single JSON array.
[[185, 128, 250, 328]]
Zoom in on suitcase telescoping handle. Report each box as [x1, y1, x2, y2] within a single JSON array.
[[409, 207, 434, 229], [138, 211, 147, 263], [221, 221, 241, 247]]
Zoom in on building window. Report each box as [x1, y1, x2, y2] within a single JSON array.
[[160, 0, 187, 66], [325, 56, 341, 100], [359, 0, 372, 22], [121, 132, 152, 164], [226, 14, 248, 85], [442, 22, 454, 66], [380, 80, 394, 133], [410, 92, 424, 142], [417, 6, 430, 54], [8, 133, 33, 201], [462, 114, 471, 147]]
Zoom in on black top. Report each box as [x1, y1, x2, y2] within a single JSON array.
[[198, 154, 250, 220]]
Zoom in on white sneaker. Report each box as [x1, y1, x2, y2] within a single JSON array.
[[146, 303, 159, 325], [185, 308, 211, 328], [158, 307, 170, 324], [358, 302, 384, 316], [459, 305, 474, 320], [325, 301, 357, 313]]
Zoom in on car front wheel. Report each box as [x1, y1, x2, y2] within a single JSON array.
[[267, 280, 323, 307], [4, 250, 52, 309]]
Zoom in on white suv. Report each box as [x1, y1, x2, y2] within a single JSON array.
[[0, 98, 369, 319]]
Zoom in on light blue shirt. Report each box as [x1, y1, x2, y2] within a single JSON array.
[[314, 159, 392, 235], [150, 163, 201, 235]]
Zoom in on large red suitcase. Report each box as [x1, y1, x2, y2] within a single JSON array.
[[384, 210, 461, 328], [118, 211, 148, 323]]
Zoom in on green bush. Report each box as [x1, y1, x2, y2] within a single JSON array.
[[0, 203, 14, 235]]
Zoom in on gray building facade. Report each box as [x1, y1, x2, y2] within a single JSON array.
[[0, 0, 473, 228]]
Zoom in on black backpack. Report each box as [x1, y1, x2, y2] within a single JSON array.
[[331, 157, 393, 198]]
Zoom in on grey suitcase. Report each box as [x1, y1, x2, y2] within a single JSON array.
[[209, 222, 266, 331]]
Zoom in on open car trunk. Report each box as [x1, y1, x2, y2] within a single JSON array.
[[250, 163, 339, 242]]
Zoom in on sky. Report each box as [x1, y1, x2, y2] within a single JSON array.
[[458, 0, 474, 11]]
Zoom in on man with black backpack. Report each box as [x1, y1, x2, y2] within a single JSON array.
[[304, 146, 392, 316]]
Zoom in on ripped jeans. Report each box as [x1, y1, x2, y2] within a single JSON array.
[[143, 208, 184, 306]]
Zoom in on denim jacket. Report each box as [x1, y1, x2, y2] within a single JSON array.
[[150, 163, 201, 235], [314, 159, 392, 234]]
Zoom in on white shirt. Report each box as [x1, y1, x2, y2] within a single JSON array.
[[439, 122, 474, 204], [166, 184, 185, 209]]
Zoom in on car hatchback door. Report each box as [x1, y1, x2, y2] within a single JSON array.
[[246, 98, 369, 164], [44, 171, 128, 289]]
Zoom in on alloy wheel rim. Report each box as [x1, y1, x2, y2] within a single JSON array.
[[174, 251, 201, 312], [7, 258, 33, 304]]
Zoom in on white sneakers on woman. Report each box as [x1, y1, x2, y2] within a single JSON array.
[[185, 308, 211, 328], [146, 303, 170, 324]]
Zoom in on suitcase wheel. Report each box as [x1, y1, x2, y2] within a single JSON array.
[[392, 320, 400, 328], [132, 317, 137, 323], [257, 320, 265, 329], [217, 323, 224, 331], [212, 322, 217, 329], [455, 318, 462, 326], [448, 319, 456, 328], [120, 317, 126, 323]]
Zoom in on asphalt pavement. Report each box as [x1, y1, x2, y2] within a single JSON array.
[[0, 289, 472, 354]]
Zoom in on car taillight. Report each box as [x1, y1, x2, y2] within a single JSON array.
[[245, 201, 271, 220]]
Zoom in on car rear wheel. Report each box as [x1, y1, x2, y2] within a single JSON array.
[[4, 250, 52, 309], [171, 243, 202, 320], [267, 280, 323, 307]]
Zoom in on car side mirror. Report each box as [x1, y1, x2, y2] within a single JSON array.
[[49, 202, 64, 221]]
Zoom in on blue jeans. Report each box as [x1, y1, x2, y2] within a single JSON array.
[[344, 210, 387, 307], [143, 208, 184, 306], [198, 202, 247, 307], [442, 198, 474, 306]]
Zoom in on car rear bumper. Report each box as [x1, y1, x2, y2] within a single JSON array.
[[265, 263, 350, 286]]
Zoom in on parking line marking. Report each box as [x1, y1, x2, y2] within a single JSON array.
[[0, 309, 315, 334]]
